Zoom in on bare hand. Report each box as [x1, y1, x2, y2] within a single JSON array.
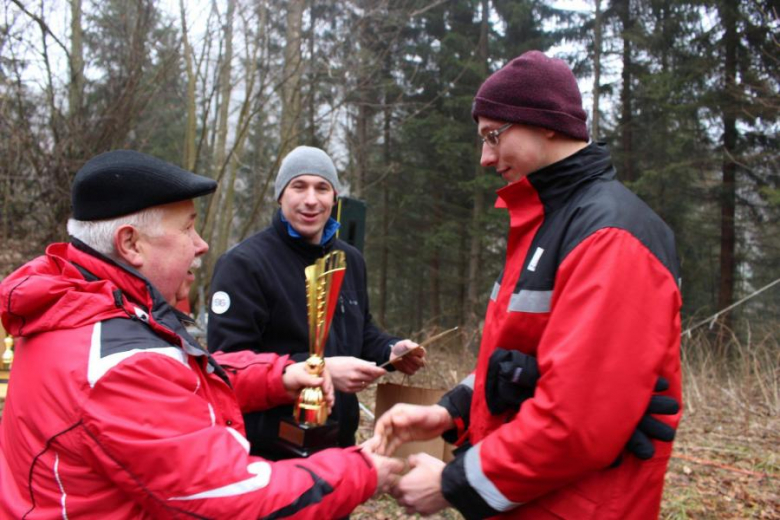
[[389, 339, 426, 375], [368, 404, 454, 456], [367, 452, 406, 496], [281, 362, 335, 411], [327, 356, 386, 393], [391, 453, 449, 515]]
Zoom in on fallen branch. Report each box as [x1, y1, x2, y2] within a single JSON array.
[[672, 453, 777, 479]]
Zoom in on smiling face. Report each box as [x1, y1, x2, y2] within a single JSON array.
[[278, 175, 335, 244], [478, 116, 554, 184], [135, 200, 208, 305]]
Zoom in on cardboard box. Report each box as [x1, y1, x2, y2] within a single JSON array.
[[374, 382, 454, 462]]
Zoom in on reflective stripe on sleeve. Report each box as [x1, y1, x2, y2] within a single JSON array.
[[507, 289, 552, 313], [464, 442, 522, 512], [168, 461, 271, 500]]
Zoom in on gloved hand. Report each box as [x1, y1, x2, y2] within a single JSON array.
[[484, 348, 680, 462], [623, 377, 679, 459], [485, 348, 539, 415]]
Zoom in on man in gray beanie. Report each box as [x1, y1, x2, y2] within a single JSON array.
[[273, 145, 342, 200], [208, 145, 425, 461], [371, 51, 683, 519]]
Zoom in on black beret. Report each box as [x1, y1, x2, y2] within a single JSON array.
[[72, 150, 217, 220]]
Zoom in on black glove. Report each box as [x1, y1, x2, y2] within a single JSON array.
[[484, 349, 680, 463], [484, 348, 539, 415], [622, 377, 679, 460]]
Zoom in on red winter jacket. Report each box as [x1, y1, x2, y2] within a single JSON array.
[[440, 144, 683, 520], [0, 241, 376, 519]]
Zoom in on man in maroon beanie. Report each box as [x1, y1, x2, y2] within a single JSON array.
[[369, 51, 683, 519]]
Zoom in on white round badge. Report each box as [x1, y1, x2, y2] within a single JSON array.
[[211, 291, 231, 314]]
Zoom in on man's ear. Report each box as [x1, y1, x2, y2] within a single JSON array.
[[114, 225, 144, 268]]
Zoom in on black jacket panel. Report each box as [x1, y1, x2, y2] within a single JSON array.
[[516, 142, 680, 295]]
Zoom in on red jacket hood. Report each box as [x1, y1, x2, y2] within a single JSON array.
[[0, 242, 155, 337]]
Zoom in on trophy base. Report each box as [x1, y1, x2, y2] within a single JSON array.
[[274, 417, 340, 458]]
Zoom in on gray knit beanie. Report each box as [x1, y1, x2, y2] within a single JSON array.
[[274, 146, 341, 200]]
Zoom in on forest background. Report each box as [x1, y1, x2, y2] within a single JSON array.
[[0, 0, 778, 517]]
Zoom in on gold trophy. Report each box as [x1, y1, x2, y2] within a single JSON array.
[[276, 251, 346, 457]]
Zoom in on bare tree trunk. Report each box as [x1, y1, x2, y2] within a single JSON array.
[[203, 0, 235, 239], [429, 192, 442, 323], [379, 89, 392, 326], [1, 161, 9, 243], [430, 247, 441, 324], [466, 0, 490, 329], [216, 4, 263, 257], [718, 0, 737, 322], [617, 0, 635, 182], [307, 0, 317, 145], [180, 0, 200, 310], [213, 0, 235, 179], [591, 0, 602, 140], [280, 0, 304, 158], [458, 221, 467, 324], [179, 0, 197, 171], [200, 0, 235, 297], [193, 10, 219, 173], [415, 266, 423, 332], [40, 3, 61, 147], [353, 101, 371, 198], [68, 0, 84, 128]]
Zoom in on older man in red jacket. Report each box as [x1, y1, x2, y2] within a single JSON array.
[[370, 51, 682, 520], [0, 150, 402, 518]]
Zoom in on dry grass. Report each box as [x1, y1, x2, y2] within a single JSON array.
[[662, 327, 779, 519]]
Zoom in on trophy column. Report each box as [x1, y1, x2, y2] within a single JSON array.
[[275, 251, 346, 457]]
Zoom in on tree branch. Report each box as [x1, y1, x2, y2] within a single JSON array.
[[9, 0, 71, 60]]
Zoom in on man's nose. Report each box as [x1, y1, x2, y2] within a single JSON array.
[[303, 187, 318, 204], [480, 143, 497, 168], [194, 230, 209, 255]]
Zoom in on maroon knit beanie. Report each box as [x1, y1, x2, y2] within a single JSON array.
[[472, 51, 588, 141]]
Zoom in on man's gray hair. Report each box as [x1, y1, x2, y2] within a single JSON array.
[[67, 207, 164, 259]]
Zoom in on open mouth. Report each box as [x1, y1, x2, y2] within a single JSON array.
[[188, 257, 202, 277]]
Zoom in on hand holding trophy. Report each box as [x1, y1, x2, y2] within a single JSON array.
[[276, 250, 346, 457]]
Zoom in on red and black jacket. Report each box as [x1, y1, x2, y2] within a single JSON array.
[[0, 241, 376, 519], [439, 143, 682, 520]]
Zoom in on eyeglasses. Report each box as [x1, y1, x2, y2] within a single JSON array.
[[480, 123, 513, 147]]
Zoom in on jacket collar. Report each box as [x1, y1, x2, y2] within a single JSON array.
[[70, 238, 164, 312], [69, 240, 230, 382], [272, 209, 336, 262], [66, 240, 189, 345], [496, 142, 616, 214]]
